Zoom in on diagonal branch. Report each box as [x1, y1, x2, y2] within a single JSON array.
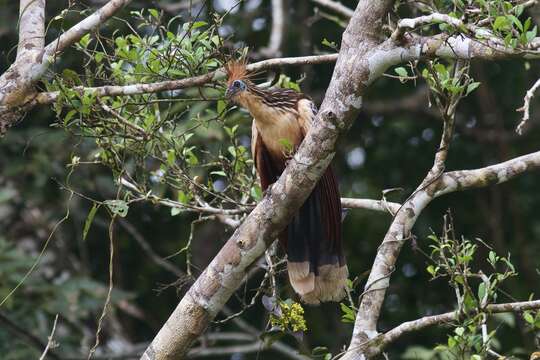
[[0, 311, 62, 360], [343, 59, 540, 359]]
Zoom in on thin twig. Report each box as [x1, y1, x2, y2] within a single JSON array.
[[516, 77, 540, 134], [0, 312, 63, 360], [39, 314, 60, 360]]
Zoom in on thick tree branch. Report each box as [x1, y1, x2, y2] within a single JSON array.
[[345, 72, 460, 359], [435, 150, 540, 197], [391, 12, 486, 42]]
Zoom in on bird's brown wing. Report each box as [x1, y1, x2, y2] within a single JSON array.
[[286, 99, 347, 304], [297, 98, 343, 259], [251, 120, 282, 191]]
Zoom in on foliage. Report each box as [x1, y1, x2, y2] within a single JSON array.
[[269, 299, 308, 333], [424, 214, 520, 358]]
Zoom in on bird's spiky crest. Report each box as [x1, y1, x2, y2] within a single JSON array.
[[225, 60, 249, 87]]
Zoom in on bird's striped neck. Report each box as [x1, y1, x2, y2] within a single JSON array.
[[235, 83, 303, 115]]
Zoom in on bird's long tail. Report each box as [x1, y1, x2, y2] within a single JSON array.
[[284, 167, 348, 304]]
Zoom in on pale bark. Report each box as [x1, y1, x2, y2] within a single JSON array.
[[17, 0, 45, 60], [0, 0, 46, 134], [0, 0, 132, 135], [341, 198, 400, 214]]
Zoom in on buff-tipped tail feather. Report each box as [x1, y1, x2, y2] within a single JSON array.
[[288, 261, 348, 305]]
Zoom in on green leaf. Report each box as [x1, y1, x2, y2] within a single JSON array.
[[478, 282, 487, 301], [63, 109, 77, 126], [278, 138, 293, 153], [62, 69, 81, 84], [94, 52, 104, 63], [178, 190, 191, 204], [79, 34, 91, 48], [395, 67, 408, 77], [493, 16, 511, 32], [524, 311, 535, 324], [171, 207, 181, 216], [526, 26, 538, 43], [251, 185, 262, 201], [514, 4, 524, 17], [167, 150, 176, 166], [466, 82, 481, 96], [508, 15, 523, 32], [83, 204, 100, 241], [454, 327, 465, 336], [104, 200, 129, 217], [192, 21, 208, 29], [321, 38, 338, 50], [488, 250, 497, 265], [149, 8, 159, 19], [340, 303, 356, 323], [217, 100, 226, 114]]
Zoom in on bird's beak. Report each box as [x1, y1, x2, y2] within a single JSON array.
[[225, 86, 237, 100]]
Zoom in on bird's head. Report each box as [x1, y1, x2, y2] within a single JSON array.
[[225, 79, 247, 99], [224, 60, 249, 102]]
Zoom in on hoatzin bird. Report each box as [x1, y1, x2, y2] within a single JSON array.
[[225, 61, 347, 304]]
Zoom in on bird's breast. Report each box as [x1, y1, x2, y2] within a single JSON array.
[[254, 112, 303, 162]]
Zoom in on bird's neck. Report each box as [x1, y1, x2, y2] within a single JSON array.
[[235, 90, 278, 122], [236, 90, 303, 161]]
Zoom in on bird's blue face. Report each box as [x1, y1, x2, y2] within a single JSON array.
[[225, 79, 247, 100]]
